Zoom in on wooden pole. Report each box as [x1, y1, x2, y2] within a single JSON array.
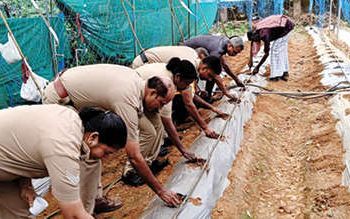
[[132, 0, 137, 57], [187, 0, 190, 39], [0, 11, 42, 96], [170, 0, 175, 45], [293, 0, 302, 18], [194, 1, 198, 36]]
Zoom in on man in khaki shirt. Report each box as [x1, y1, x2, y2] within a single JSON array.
[[42, 64, 181, 207], [132, 46, 199, 68], [0, 105, 127, 219]]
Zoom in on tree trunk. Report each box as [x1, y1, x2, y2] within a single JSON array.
[[301, 0, 310, 13], [219, 8, 228, 22]]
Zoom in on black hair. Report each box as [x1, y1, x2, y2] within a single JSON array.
[[79, 107, 127, 149], [166, 57, 198, 80], [247, 31, 260, 42], [247, 31, 253, 41], [147, 76, 169, 97], [202, 56, 222, 75]]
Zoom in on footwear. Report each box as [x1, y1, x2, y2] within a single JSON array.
[[269, 77, 279, 81], [122, 171, 145, 186], [150, 159, 169, 175], [158, 145, 170, 157], [94, 196, 123, 214], [162, 137, 173, 148], [281, 72, 289, 81]]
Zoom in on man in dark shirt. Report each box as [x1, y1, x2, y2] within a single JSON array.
[[247, 15, 294, 81], [184, 35, 245, 102]]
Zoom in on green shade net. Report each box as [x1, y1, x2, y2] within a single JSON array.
[[56, 0, 218, 64], [0, 16, 69, 108]]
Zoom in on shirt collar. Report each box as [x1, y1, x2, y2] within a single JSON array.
[[80, 141, 91, 161]]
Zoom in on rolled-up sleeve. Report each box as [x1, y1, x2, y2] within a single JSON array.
[[44, 155, 80, 202], [114, 103, 139, 142]]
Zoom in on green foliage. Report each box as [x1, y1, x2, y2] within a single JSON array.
[[1, 0, 60, 18]]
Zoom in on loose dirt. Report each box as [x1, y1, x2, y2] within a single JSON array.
[[212, 30, 350, 218]]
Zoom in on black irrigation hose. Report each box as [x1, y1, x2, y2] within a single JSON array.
[[227, 83, 350, 100]]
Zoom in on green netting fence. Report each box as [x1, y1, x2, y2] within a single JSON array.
[[56, 0, 218, 64], [0, 0, 217, 109], [0, 16, 69, 108]]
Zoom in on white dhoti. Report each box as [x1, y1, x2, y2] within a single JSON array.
[[270, 33, 290, 78]]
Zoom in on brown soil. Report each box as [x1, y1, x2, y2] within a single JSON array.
[[39, 42, 251, 218], [189, 197, 203, 206], [212, 31, 350, 218]]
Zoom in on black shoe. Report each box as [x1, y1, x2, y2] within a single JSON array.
[[158, 145, 170, 157], [204, 96, 214, 104], [162, 137, 173, 148], [94, 197, 123, 214], [269, 77, 280, 81], [281, 72, 289, 81], [150, 159, 169, 175], [122, 171, 145, 186]]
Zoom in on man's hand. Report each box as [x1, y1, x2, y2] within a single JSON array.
[[157, 189, 182, 207], [228, 97, 241, 104], [181, 150, 197, 161], [216, 110, 231, 120], [19, 182, 36, 207], [248, 59, 253, 69], [204, 127, 219, 139], [197, 90, 209, 99], [252, 67, 259, 75]]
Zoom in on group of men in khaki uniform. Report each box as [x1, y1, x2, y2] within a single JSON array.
[[0, 34, 245, 218]]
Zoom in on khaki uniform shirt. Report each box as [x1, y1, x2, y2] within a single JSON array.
[[135, 63, 194, 118], [133, 46, 200, 68], [0, 105, 85, 202], [60, 64, 144, 141]]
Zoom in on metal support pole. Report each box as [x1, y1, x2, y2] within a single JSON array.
[[309, 0, 314, 14]]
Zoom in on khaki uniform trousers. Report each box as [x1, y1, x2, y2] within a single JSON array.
[[0, 180, 31, 219], [0, 160, 100, 218], [123, 111, 164, 175]]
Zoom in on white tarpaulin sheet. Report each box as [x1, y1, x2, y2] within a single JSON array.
[[142, 50, 269, 218], [307, 26, 350, 187]]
